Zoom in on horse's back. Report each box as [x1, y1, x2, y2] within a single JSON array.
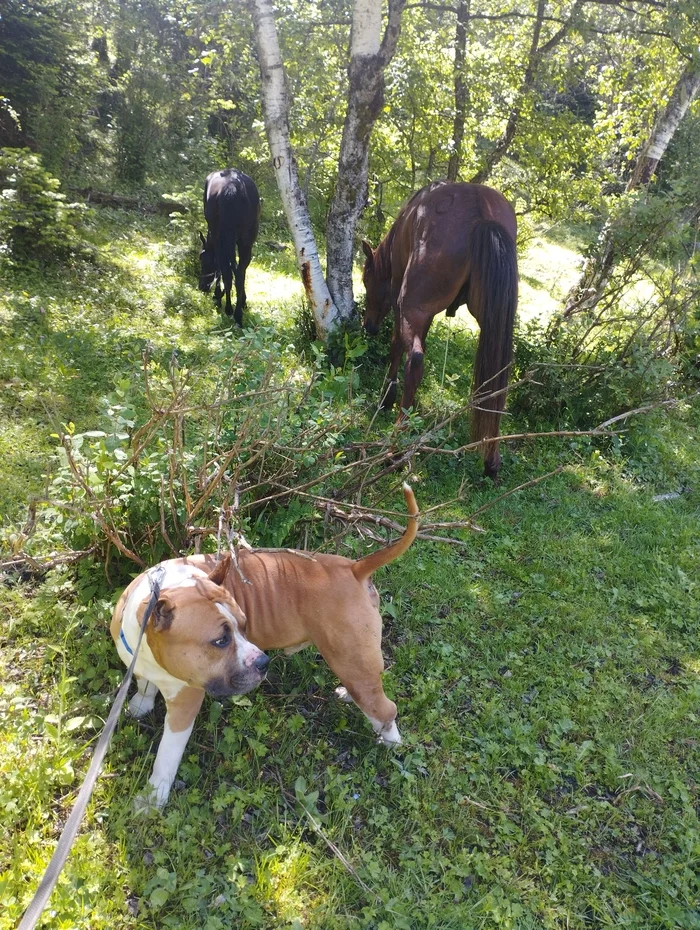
[[396, 182, 515, 247], [204, 169, 260, 238]]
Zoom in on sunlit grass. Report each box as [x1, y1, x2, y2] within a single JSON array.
[[0, 208, 698, 930]]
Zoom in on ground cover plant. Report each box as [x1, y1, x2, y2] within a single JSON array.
[[1, 208, 699, 930]]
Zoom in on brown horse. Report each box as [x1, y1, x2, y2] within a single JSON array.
[[362, 181, 518, 479]]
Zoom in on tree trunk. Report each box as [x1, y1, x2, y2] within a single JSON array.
[[563, 60, 700, 317], [325, 0, 406, 321], [626, 62, 700, 190], [470, 0, 581, 185], [249, 0, 340, 339], [447, 0, 470, 183]]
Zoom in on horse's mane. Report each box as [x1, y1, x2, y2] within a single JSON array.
[[373, 221, 396, 282]]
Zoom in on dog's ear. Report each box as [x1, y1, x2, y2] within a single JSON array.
[[151, 595, 175, 632], [207, 553, 231, 587], [199, 231, 206, 247], [361, 239, 374, 262]]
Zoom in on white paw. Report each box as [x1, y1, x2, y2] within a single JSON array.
[[128, 692, 155, 718], [133, 789, 163, 815], [377, 720, 402, 746], [335, 686, 354, 704]]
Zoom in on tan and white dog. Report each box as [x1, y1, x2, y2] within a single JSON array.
[[112, 483, 418, 809], [111, 559, 269, 809]]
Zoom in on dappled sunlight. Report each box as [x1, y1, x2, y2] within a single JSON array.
[[247, 262, 304, 315], [254, 842, 320, 926], [2, 212, 698, 927]]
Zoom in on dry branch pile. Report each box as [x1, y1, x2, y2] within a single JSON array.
[[1, 327, 636, 578]]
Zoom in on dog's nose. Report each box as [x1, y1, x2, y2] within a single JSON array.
[[253, 653, 270, 672]]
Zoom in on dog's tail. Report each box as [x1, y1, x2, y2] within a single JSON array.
[[352, 483, 419, 582]]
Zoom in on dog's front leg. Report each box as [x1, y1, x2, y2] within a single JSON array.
[[135, 685, 204, 812], [128, 676, 158, 717]]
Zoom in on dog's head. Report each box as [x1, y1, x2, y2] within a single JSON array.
[[144, 556, 269, 697]]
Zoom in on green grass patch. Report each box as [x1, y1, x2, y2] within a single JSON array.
[[0, 209, 698, 929]]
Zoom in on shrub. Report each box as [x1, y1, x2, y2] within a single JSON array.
[[33, 327, 374, 571], [0, 147, 84, 259], [512, 317, 679, 432]]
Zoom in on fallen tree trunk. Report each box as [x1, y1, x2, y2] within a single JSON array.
[[72, 188, 188, 215]]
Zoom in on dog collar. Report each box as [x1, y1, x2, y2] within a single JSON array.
[[119, 626, 134, 656]]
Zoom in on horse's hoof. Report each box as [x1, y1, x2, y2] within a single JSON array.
[[380, 384, 397, 411], [482, 467, 500, 485], [386, 451, 407, 469]]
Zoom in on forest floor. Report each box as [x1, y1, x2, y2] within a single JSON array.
[[0, 209, 698, 930]]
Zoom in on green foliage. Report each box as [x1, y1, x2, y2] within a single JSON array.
[[512, 319, 677, 432], [0, 0, 101, 173], [35, 325, 368, 567], [0, 147, 84, 258], [1, 208, 699, 930]]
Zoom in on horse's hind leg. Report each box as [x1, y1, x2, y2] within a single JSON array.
[[381, 311, 403, 411], [221, 261, 235, 319], [399, 310, 434, 415], [233, 241, 253, 327]]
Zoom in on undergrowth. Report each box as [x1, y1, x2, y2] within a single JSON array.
[[0, 209, 698, 930]]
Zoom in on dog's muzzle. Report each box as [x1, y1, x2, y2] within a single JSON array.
[[253, 653, 270, 673]]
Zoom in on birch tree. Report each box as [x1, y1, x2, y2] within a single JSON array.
[[469, 0, 582, 185], [325, 0, 406, 321], [564, 59, 700, 317], [447, 0, 470, 182], [249, 0, 340, 339]]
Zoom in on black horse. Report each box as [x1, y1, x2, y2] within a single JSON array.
[[199, 168, 260, 326]]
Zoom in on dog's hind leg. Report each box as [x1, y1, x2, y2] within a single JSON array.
[[351, 680, 401, 745], [129, 676, 158, 718], [320, 636, 402, 746]]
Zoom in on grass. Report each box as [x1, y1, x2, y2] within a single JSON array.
[[0, 209, 699, 930]]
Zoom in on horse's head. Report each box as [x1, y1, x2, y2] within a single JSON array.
[[198, 232, 216, 292], [361, 240, 391, 336]]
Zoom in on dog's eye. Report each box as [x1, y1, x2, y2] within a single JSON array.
[[211, 634, 231, 648]]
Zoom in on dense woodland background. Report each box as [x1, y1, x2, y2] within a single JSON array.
[[1, 2, 699, 929], [2, 0, 699, 278]]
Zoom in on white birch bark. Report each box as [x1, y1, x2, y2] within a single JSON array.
[[325, 0, 406, 320], [564, 61, 700, 317], [626, 63, 700, 190], [249, 0, 340, 339]]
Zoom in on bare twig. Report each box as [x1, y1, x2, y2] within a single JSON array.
[[468, 466, 566, 519], [597, 391, 700, 429], [0, 548, 97, 574]]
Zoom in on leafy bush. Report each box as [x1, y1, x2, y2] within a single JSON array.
[[513, 189, 699, 431], [32, 327, 373, 570], [512, 318, 679, 431], [0, 147, 84, 259]]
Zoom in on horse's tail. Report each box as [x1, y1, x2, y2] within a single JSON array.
[[352, 483, 419, 582], [468, 220, 518, 468], [216, 212, 238, 276]]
